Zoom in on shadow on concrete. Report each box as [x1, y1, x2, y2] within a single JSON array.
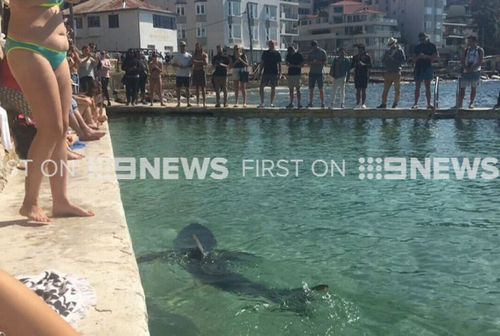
[[0, 219, 49, 228]]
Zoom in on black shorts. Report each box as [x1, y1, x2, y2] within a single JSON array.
[[308, 74, 324, 89], [176, 76, 190, 88], [354, 74, 368, 89]]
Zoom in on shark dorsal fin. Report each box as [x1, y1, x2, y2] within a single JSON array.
[[192, 234, 208, 258]]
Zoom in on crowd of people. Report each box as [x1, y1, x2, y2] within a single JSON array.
[[110, 33, 488, 111]]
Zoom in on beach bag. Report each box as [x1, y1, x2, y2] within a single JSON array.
[[11, 114, 37, 159]]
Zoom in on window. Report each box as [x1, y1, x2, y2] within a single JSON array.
[[153, 15, 175, 29], [265, 5, 277, 20], [229, 23, 242, 39], [147, 44, 155, 50], [108, 14, 119, 28], [196, 3, 206, 15], [425, 7, 433, 14], [248, 2, 258, 19], [75, 17, 83, 29], [177, 24, 186, 39], [88, 16, 100, 28], [266, 27, 277, 42], [252, 24, 259, 41], [228, 1, 241, 16], [176, 5, 185, 16], [334, 6, 343, 13], [196, 23, 206, 37]]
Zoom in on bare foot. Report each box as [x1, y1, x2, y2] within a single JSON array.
[[19, 204, 51, 223], [53, 201, 95, 218], [80, 131, 106, 141], [68, 150, 85, 160]]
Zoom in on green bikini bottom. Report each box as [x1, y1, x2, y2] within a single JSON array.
[[5, 37, 67, 70]]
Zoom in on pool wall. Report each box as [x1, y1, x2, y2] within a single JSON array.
[[0, 125, 150, 335], [107, 104, 500, 119]]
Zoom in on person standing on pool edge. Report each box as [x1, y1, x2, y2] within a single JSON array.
[[306, 40, 327, 108], [378, 37, 406, 109], [455, 35, 484, 109], [412, 32, 438, 109], [172, 41, 193, 107], [5, 0, 94, 223], [258, 40, 282, 108], [351, 44, 371, 109]]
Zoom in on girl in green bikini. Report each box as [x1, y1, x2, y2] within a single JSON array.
[[6, 0, 94, 223]]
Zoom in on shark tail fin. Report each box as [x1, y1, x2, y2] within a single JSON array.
[[192, 234, 208, 258]]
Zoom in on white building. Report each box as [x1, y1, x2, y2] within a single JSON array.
[[298, 1, 400, 64], [158, 0, 299, 62], [67, 0, 178, 53], [298, 0, 314, 18], [363, 0, 445, 47]]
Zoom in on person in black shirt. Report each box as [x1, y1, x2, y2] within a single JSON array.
[[351, 45, 371, 108], [285, 46, 304, 108], [121, 49, 141, 106], [412, 32, 438, 109], [212, 45, 230, 107], [258, 40, 282, 108]]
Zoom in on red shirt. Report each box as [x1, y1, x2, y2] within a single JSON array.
[[0, 57, 22, 91]]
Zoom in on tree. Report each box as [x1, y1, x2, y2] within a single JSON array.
[[471, 0, 500, 54]]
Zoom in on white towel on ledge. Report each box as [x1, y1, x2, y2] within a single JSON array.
[[0, 106, 13, 151], [17, 270, 97, 328]]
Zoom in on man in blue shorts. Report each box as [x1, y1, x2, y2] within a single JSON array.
[[412, 32, 438, 109]]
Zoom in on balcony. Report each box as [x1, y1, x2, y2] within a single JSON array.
[[280, 0, 299, 5], [281, 12, 299, 20]]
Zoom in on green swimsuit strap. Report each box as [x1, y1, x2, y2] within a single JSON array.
[[40, 0, 64, 8]]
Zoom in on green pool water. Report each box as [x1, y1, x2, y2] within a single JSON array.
[[111, 114, 500, 336]]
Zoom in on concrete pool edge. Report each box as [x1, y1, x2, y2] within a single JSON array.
[[0, 124, 150, 336], [107, 104, 500, 119]]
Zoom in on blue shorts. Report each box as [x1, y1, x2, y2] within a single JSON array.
[[71, 98, 78, 114], [415, 67, 433, 82], [309, 74, 324, 89]]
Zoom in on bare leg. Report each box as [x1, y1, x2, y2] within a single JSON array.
[[414, 80, 421, 105], [470, 87, 477, 106], [356, 89, 361, 105], [195, 85, 200, 105], [176, 86, 181, 106], [424, 80, 432, 106], [8, 51, 64, 223], [309, 87, 314, 105], [259, 83, 265, 105], [270, 86, 276, 105], [201, 85, 206, 107], [319, 87, 325, 106], [223, 85, 228, 106], [0, 270, 79, 336], [361, 89, 366, 104], [234, 81, 240, 105], [51, 62, 94, 218], [457, 88, 465, 108], [288, 86, 293, 105], [185, 86, 191, 106], [241, 83, 247, 106], [296, 87, 301, 106]]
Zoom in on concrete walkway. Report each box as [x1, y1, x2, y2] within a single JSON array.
[[108, 102, 500, 119], [0, 125, 149, 336]]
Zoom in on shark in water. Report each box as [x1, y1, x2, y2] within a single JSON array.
[[137, 223, 329, 314]]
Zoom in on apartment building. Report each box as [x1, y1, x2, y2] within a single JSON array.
[[363, 0, 445, 47], [160, 0, 299, 61], [297, 1, 400, 64]]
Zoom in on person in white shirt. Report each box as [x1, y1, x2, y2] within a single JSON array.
[[172, 41, 193, 107], [456, 35, 484, 109]]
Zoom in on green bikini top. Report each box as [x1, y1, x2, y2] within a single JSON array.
[[40, 0, 64, 8]]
